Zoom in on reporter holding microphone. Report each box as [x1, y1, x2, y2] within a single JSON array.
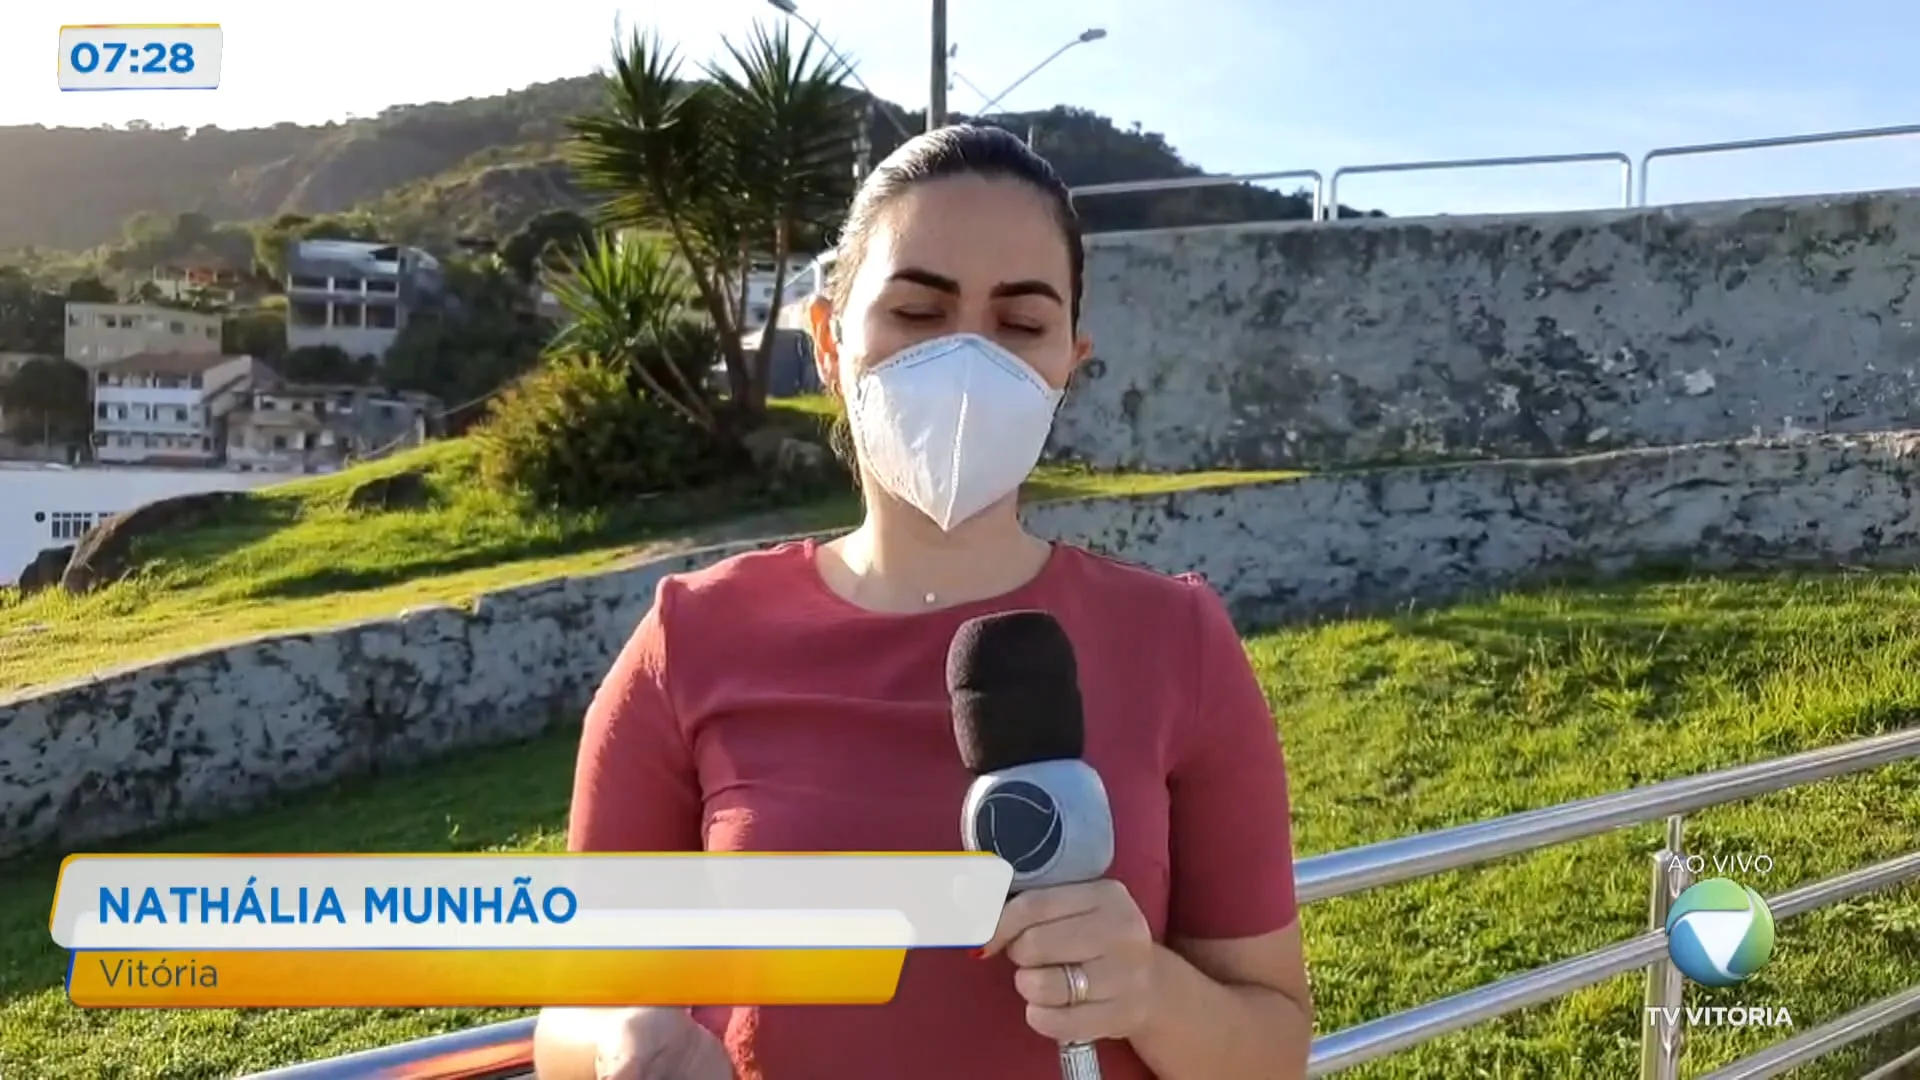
[[534, 125, 1312, 1080]]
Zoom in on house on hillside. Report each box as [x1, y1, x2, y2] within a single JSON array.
[[220, 372, 441, 473], [64, 302, 222, 369], [283, 238, 444, 360], [146, 257, 249, 306], [88, 351, 257, 466], [83, 347, 441, 473]]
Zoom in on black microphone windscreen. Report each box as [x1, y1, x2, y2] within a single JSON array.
[[946, 610, 1084, 774]]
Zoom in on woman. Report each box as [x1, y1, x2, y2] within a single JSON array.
[[534, 125, 1312, 1080]]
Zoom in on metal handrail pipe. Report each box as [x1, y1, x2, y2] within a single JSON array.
[[249, 853, 1920, 1079], [242, 1016, 536, 1079], [1860, 1041, 1920, 1080], [1696, 985, 1920, 1080], [1305, 851, 1920, 1076], [1637, 122, 1920, 206], [1326, 150, 1634, 220], [1294, 725, 1920, 904], [1069, 169, 1325, 221], [1307, 929, 1666, 1076]]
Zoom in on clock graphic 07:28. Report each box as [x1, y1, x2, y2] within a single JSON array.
[[57, 24, 224, 92]]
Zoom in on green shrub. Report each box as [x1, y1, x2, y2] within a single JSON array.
[[636, 316, 722, 401], [474, 354, 726, 509]]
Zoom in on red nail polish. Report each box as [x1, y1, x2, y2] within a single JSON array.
[[970, 948, 987, 960]]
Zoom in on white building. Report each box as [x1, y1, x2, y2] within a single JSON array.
[[739, 254, 818, 331], [90, 352, 255, 466], [2, 462, 295, 584], [65, 302, 222, 369]]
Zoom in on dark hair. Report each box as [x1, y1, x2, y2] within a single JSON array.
[[828, 124, 1085, 329]]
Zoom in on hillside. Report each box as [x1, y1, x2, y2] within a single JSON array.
[[0, 77, 605, 252], [0, 78, 1348, 255]]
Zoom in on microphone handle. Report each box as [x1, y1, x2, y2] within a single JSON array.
[[1059, 1040, 1102, 1080]]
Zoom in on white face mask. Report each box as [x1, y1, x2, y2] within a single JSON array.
[[844, 333, 1065, 531]]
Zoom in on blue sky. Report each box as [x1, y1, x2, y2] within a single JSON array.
[[4, 0, 1919, 218]]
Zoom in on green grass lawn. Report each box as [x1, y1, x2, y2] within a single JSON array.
[[2, 570, 1916, 1078], [0, 396, 1291, 696]]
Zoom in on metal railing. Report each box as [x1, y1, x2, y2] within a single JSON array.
[[1065, 121, 1920, 225], [255, 724, 1920, 1080], [1639, 122, 1920, 207], [1328, 150, 1634, 219]]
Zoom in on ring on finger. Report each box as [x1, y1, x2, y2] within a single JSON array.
[[1061, 962, 1091, 1008]]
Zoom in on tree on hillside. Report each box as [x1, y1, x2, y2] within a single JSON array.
[[0, 357, 90, 443], [278, 344, 373, 385], [253, 214, 313, 281], [500, 208, 596, 283], [66, 276, 116, 303], [0, 270, 51, 352], [174, 211, 214, 245], [122, 211, 171, 247], [379, 257, 547, 410], [251, 213, 384, 282], [105, 210, 258, 283], [567, 23, 857, 426], [0, 271, 71, 355], [224, 306, 287, 360]]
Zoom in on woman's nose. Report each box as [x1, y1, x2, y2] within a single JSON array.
[[950, 305, 1003, 340]]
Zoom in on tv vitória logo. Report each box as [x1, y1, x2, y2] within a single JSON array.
[[1664, 877, 1776, 987]]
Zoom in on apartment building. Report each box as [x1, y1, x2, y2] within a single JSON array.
[[148, 262, 245, 306], [284, 239, 444, 359], [65, 302, 222, 369], [224, 381, 438, 473], [89, 352, 255, 466], [739, 254, 817, 331]]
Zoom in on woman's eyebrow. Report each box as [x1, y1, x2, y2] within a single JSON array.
[[885, 267, 1063, 306], [887, 267, 961, 293], [989, 280, 1063, 305]]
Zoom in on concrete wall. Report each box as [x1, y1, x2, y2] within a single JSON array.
[[7, 429, 1920, 858], [1053, 188, 1920, 471]]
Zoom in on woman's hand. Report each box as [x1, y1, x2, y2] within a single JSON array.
[[981, 879, 1159, 1045], [592, 1007, 734, 1080]]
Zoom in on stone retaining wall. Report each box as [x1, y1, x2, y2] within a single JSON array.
[[5, 429, 1919, 857], [1053, 189, 1920, 470]]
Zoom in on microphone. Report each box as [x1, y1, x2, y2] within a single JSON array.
[[948, 610, 1114, 1080]]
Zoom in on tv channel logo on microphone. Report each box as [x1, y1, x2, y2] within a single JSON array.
[[1663, 877, 1776, 987]]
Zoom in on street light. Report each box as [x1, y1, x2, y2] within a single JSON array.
[[762, 0, 914, 140], [975, 28, 1107, 115]]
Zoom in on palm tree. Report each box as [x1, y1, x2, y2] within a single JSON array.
[[706, 26, 859, 409], [567, 23, 857, 428], [545, 232, 719, 434]]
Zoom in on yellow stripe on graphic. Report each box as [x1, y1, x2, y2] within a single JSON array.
[[68, 948, 908, 1008]]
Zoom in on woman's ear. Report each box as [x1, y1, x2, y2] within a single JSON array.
[[1071, 332, 1094, 371], [807, 296, 838, 391]]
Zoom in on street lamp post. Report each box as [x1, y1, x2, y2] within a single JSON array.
[[762, 0, 913, 141], [929, 0, 948, 129], [976, 28, 1107, 115]]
